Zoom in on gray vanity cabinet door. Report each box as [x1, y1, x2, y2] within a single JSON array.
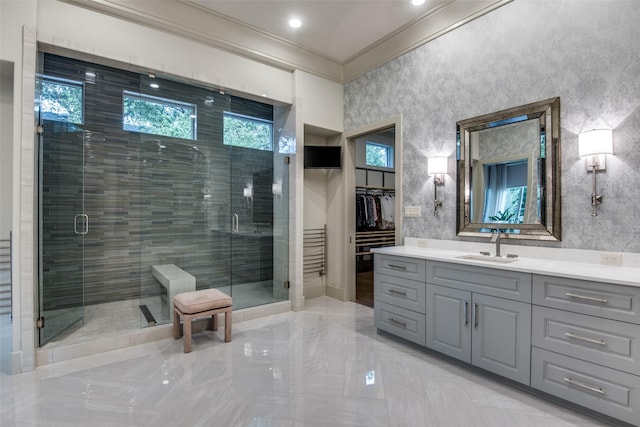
[[471, 293, 532, 385], [426, 284, 472, 363]]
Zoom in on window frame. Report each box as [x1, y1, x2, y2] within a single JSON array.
[[122, 90, 197, 140], [365, 141, 394, 169], [37, 75, 85, 125], [223, 111, 274, 151]]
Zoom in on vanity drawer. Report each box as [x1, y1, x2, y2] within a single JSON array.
[[531, 347, 640, 425], [374, 254, 426, 282], [375, 273, 426, 314], [533, 306, 640, 375], [374, 301, 426, 346], [426, 261, 531, 302], [533, 275, 640, 324]]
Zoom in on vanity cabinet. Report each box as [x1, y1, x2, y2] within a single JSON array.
[[426, 262, 532, 385], [373, 250, 640, 425], [531, 274, 640, 425], [374, 254, 427, 346]]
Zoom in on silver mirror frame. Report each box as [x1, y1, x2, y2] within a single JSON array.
[[456, 97, 561, 241]]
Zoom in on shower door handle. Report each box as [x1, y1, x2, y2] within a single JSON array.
[[74, 214, 89, 235], [232, 214, 239, 233]]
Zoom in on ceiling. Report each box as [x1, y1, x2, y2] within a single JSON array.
[[185, 0, 452, 63], [63, 0, 510, 82]]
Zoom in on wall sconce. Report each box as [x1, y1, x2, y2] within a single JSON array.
[[272, 182, 282, 198], [243, 186, 253, 206], [578, 129, 613, 216], [427, 156, 448, 216]]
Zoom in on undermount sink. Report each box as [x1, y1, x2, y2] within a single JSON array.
[[456, 254, 520, 264]]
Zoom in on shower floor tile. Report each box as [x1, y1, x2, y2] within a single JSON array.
[[42, 281, 285, 348]]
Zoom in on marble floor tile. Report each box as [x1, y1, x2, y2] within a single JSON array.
[[1, 297, 614, 427]]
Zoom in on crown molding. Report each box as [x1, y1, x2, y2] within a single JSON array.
[[59, 0, 511, 84], [60, 0, 344, 81], [343, 0, 512, 82]]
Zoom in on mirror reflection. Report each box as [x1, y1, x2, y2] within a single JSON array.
[[456, 97, 561, 240]]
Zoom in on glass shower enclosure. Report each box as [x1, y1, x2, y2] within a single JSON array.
[[37, 52, 289, 346]]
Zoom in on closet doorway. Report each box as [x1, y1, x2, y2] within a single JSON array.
[[351, 126, 399, 307]]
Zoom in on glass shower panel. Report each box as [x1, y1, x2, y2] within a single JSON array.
[[138, 88, 233, 325], [38, 122, 85, 345], [227, 99, 288, 309]]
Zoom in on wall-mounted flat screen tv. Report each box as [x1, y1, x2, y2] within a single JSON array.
[[304, 145, 341, 169]]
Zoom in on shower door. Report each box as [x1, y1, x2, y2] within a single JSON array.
[[227, 110, 289, 309], [38, 122, 86, 345]]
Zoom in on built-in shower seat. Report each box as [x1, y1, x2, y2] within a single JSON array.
[[152, 264, 196, 321], [172, 288, 232, 353]]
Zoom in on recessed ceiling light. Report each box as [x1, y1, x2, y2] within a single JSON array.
[[412, 0, 425, 5], [150, 83, 160, 89], [288, 18, 302, 29]]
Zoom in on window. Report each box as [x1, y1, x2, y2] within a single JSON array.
[[223, 112, 273, 151], [366, 142, 393, 168], [123, 91, 196, 140], [482, 161, 528, 224], [37, 76, 84, 124]]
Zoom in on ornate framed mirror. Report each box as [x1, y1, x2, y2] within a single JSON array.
[[456, 97, 561, 241]]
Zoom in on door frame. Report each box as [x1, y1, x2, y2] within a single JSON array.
[[342, 115, 403, 302]]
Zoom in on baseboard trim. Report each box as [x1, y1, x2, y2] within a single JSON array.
[[326, 284, 349, 302]]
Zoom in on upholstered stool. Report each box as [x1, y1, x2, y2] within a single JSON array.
[[173, 288, 232, 353]]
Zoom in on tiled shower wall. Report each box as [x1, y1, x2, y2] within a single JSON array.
[[41, 53, 277, 310]]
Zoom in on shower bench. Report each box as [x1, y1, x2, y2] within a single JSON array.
[[151, 264, 196, 321]]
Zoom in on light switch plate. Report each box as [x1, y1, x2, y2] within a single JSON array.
[[405, 206, 421, 217], [600, 252, 622, 266]]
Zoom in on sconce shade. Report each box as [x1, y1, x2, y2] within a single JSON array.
[[428, 156, 448, 175], [272, 182, 282, 196], [578, 129, 613, 157]]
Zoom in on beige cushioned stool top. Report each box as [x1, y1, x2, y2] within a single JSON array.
[[174, 288, 232, 314]]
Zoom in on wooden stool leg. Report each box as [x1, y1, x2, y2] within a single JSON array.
[[173, 308, 181, 339], [183, 314, 193, 353], [224, 308, 232, 342], [212, 313, 218, 331]]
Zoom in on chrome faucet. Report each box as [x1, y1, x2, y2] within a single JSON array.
[[490, 232, 503, 257]]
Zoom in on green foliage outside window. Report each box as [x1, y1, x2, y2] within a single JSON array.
[[38, 78, 83, 124], [224, 113, 273, 151], [366, 142, 392, 168], [123, 91, 196, 140]]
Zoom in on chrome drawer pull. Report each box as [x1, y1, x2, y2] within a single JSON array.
[[565, 292, 608, 304], [565, 332, 607, 346], [388, 317, 407, 327], [387, 264, 407, 271], [473, 303, 478, 328], [464, 301, 469, 325], [563, 377, 605, 395], [388, 289, 408, 297]]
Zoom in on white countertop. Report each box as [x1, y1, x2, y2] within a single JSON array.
[[372, 243, 640, 288]]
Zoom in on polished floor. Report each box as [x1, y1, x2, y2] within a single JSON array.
[[1, 297, 610, 426]]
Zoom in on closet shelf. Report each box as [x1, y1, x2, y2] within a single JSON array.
[[355, 229, 395, 255], [356, 185, 395, 191]]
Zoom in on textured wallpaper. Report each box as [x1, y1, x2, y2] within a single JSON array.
[[344, 0, 640, 253]]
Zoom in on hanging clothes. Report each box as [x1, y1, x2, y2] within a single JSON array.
[[356, 191, 395, 231]]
